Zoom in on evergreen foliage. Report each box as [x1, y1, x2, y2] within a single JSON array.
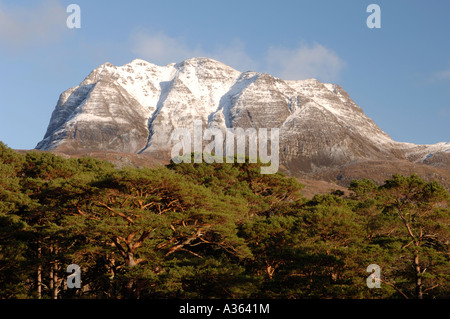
[[0, 142, 449, 299]]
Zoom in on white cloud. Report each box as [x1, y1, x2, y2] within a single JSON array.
[[0, 0, 67, 52], [265, 43, 346, 82], [131, 31, 345, 81], [435, 69, 450, 80], [131, 31, 258, 72], [208, 38, 260, 72], [438, 107, 449, 118], [131, 31, 205, 66]]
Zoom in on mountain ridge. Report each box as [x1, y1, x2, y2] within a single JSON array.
[[35, 57, 450, 186]]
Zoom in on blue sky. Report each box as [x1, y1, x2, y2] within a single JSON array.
[[0, 0, 449, 149]]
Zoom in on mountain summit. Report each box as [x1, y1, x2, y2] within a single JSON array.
[[36, 57, 450, 183]]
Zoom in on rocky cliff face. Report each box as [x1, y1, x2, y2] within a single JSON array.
[[36, 57, 450, 178]]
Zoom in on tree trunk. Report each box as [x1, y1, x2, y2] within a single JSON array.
[[414, 252, 423, 299], [49, 245, 59, 299], [37, 245, 42, 299], [127, 251, 136, 267], [399, 210, 423, 299], [49, 262, 54, 298], [266, 265, 275, 279], [125, 251, 136, 297], [52, 267, 59, 299]]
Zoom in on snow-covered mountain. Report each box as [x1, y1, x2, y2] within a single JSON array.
[[36, 57, 450, 176]]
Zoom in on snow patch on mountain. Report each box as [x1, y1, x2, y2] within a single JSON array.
[[36, 57, 449, 172]]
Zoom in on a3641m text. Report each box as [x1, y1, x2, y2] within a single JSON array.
[[179, 303, 270, 316]]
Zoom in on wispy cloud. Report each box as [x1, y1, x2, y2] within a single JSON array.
[[131, 31, 205, 66], [438, 107, 449, 118], [131, 31, 345, 82], [265, 43, 346, 82], [0, 0, 67, 52], [435, 69, 450, 80], [131, 31, 259, 73], [208, 38, 260, 73]]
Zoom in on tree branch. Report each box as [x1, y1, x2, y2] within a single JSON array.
[[111, 236, 127, 259], [423, 284, 439, 294], [96, 201, 134, 224], [380, 278, 409, 299]]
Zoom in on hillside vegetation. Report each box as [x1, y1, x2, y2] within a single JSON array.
[[0, 142, 449, 299]]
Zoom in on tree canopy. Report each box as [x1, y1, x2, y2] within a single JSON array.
[[0, 142, 449, 299]]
